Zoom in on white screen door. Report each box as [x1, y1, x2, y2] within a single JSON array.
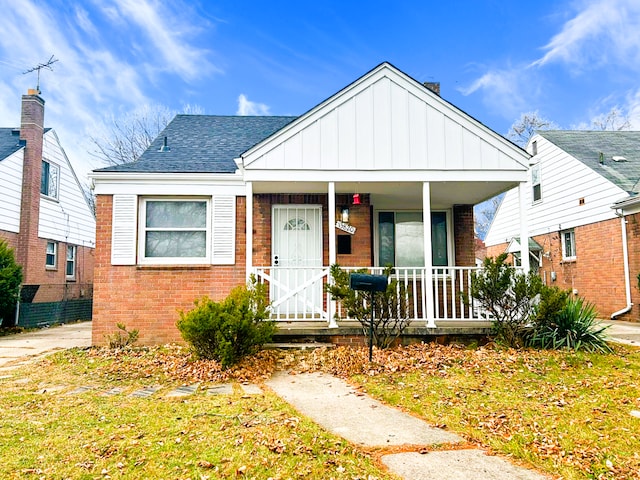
[[272, 205, 323, 318]]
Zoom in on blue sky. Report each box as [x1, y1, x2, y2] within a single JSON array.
[[1, 0, 640, 180]]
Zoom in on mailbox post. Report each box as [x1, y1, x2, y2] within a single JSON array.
[[349, 273, 388, 361]]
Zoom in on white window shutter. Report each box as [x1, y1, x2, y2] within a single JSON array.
[[111, 194, 137, 265], [211, 196, 236, 265]]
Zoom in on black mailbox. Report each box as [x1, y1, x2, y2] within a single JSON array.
[[349, 273, 388, 292]]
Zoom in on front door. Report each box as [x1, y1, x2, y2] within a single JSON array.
[[272, 205, 323, 318]]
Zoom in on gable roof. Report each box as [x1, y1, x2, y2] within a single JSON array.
[[0, 128, 25, 160], [95, 115, 297, 173], [538, 130, 640, 194], [242, 62, 529, 178]]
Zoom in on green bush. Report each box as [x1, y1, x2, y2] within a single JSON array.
[[528, 297, 612, 353], [0, 240, 22, 327], [105, 323, 139, 349], [469, 253, 544, 348], [531, 285, 570, 326], [177, 279, 275, 368], [326, 264, 411, 348]]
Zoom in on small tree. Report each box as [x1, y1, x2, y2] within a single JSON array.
[[326, 264, 411, 348], [0, 240, 22, 327], [177, 279, 275, 368], [469, 253, 543, 347]]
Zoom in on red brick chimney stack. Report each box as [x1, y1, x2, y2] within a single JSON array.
[[17, 90, 45, 283]]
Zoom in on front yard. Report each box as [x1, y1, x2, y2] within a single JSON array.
[[0, 342, 638, 479]]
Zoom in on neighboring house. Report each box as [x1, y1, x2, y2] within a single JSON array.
[[0, 91, 96, 327], [485, 130, 640, 321], [90, 62, 530, 345]]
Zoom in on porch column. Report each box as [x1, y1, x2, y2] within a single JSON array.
[[518, 181, 530, 273], [327, 182, 338, 328], [423, 182, 436, 328], [245, 181, 253, 281]]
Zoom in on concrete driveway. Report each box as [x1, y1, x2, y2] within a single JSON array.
[[0, 321, 91, 370]]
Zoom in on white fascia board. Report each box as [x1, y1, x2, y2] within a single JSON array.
[[91, 172, 245, 196], [242, 63, 530, 169], [613, 195, 640, 215], [243, 169, 528, 183]]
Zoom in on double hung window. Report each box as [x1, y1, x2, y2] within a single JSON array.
[[66, 245, 76, 279], [139, 199, 209, 264], [531, 164, 542, 203], [46, 241, 57, 268], [41, 160, 59, 199], [561, 229, 576, 261]]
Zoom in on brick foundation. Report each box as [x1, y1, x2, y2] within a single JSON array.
[[486, 217, 636, 321]]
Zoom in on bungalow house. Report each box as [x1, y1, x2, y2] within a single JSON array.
[[485, 131, 640, 321], [90, 62, 530, 345], [0, 91, 96, 327]]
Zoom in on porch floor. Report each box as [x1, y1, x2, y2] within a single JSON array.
[[274, 320, 494, 345]]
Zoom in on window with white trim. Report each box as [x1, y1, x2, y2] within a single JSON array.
[[377, 211, 450, 267], [41, 160, 59, 199], [561, 229, 576, 261], [531, 163, 541, 203], [139, 198, 210, 264], [66, 245, 76, 279], [46, 241, 57, 268]]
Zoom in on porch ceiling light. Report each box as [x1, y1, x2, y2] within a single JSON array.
[[341, 207, 350, 223], [352, 193, 361, 205]]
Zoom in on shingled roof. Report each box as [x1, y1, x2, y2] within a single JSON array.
[[0, 128, 25, 160], [95, 115, 297, 173], [539, 130, 640, 194]]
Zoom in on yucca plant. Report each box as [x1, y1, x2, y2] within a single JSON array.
[[529, 297, 612, 353]]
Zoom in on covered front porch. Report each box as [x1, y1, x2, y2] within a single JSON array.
[[237, 63, 531, 329], [245, 180, 530, 328]]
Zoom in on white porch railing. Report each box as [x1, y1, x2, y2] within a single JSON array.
[[252, 265, 489, 325]]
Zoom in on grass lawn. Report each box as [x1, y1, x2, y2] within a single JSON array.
[[0, 347, 392, 480], [0, 342, 638, 479]]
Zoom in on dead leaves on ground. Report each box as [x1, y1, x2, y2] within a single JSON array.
[[56, 342, 640, 479]]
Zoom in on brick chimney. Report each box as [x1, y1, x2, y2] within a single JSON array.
[[16, 90, 45, 283], [424, 82, 441, 96]]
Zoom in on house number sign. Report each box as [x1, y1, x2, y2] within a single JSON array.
[[336, 221, 356, 234]]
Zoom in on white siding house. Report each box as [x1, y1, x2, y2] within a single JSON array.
[[485, 130, 640, 320]]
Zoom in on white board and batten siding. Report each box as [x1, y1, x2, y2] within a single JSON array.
[[242, 64, 528, 181], [0, 149, 24, 233], [110, 193, 236, 266], [485, 134, 626, 247], [38, 130, 96, 247]]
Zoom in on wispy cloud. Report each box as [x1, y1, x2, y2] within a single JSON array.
[[109, 0, 218, 81], [236, 94, 270, 116], [0, 0, 218, 180], [531, 0, 640, 69], [459, 67, 530, 120]]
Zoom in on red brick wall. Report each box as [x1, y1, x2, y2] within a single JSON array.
[[453, 205, 475, 267], [252, 193, 372, 269], [486, 217, 630, 320], [625, 212, 640, 322], [92, 195, 247, 345], [0, 231, 19, 251]]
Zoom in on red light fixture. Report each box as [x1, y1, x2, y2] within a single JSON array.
[[352, 193, 361, 205]]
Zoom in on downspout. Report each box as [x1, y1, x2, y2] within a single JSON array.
[[611, 213, 632, 319]]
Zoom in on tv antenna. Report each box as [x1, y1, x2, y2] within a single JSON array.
[[22, 55, 58, 93]]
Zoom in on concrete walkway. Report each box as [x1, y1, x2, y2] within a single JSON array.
[[266, 371, 549, 480], [0, 321, 91, 369]]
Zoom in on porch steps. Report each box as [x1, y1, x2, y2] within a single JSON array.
[[265, 342, 335, 350]]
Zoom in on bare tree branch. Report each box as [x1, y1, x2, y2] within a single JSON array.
[[89, 104, 203, 166]]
